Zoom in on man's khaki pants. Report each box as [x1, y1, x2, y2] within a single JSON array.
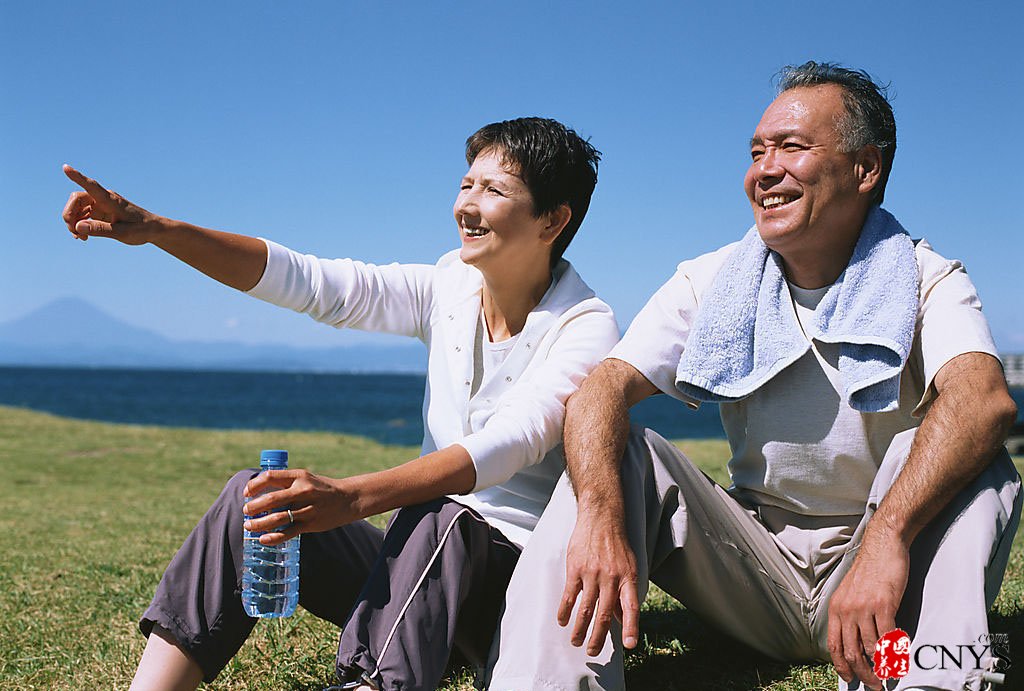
[[486, 427, 1021, 691]]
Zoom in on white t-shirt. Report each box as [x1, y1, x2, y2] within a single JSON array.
[[471, 308, 522, 398], [610, 238, 999, 518]]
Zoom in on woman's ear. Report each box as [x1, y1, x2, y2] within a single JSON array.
[[541, 204, 572, 245]]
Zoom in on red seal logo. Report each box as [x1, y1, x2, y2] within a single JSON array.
[[873, 629, 911, 681]]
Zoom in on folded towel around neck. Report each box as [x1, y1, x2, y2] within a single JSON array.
[[674, 206, 918, 413]]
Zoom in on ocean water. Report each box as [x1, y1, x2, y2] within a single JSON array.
[[3, 367, 1020, 447], [0, 366, 727, 445]]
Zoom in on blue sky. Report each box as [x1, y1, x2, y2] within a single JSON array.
[[3, 1, 1022, 351]]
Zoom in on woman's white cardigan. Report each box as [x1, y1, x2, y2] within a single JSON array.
[[247, 240, 620, 546]]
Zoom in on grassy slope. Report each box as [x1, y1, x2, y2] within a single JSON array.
[[0, 405, 1020, 690]]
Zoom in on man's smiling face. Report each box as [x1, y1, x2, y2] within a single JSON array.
[[744, 83, 869, 265]]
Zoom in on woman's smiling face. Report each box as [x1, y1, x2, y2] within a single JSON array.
[[454, 148, 553, 276]]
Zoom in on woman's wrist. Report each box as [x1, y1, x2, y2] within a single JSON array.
[[337, 472, 385, 522], [145, 215, 180, 246]]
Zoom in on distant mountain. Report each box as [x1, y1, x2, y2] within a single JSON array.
[[0, 297, 168, 348], [0, 298, 426, 373]]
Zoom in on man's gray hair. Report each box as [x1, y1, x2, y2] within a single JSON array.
[[777, 61, 897, 205]]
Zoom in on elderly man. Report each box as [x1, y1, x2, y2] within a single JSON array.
[[487, 62, 1020, 691]]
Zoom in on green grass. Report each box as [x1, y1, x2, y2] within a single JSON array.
[[0, 405, 1021, 690]]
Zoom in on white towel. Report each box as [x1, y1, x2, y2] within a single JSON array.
[[674, 206, 918, 413]]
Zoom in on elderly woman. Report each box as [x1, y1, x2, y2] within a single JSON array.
[[61, 117, 618, 691]]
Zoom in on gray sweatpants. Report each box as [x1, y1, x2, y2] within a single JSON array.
[[140, 470, 520, 690], [337, 498, 521, 690], [487, 427, 1021, 691]]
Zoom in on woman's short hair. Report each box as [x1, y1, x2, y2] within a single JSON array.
[[466, 117, 601, 268]]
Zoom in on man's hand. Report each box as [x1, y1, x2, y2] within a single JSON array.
[[557, 509, 641, 656], [826, 530, 909, 691], [242, 469, 359, 545], [61, 165, 160, 245]]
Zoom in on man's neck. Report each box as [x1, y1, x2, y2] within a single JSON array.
[[778, 207, 871, 289], [781, 247, 855, 289]]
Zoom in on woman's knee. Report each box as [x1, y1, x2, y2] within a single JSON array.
[[218, 468, 260, 502], [388, 498, 461, 528], [385, 499, 485, 556]]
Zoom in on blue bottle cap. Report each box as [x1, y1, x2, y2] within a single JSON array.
[[260, 449, 289, 463]]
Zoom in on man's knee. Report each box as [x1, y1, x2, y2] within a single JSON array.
[[977, 448, 1021, 501], [938, 449, 1019, 529]]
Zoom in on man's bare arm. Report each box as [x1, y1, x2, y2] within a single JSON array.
[[557, 358, 658, 655], [827, 352, 1017, 687], [869, 352, 1016, 542]]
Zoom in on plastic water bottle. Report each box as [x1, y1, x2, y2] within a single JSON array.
[[242, 449, 300, 618]]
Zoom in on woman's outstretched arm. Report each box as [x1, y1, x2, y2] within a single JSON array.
[[61, 165, 267, 291]]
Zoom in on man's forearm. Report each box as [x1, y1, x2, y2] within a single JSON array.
[[865, 352, 1017, 548], [563, 359, 657, 511]]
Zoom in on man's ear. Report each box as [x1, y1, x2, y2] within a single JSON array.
[[856, 145, 883, 196], [540, 204, 572, 245]]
